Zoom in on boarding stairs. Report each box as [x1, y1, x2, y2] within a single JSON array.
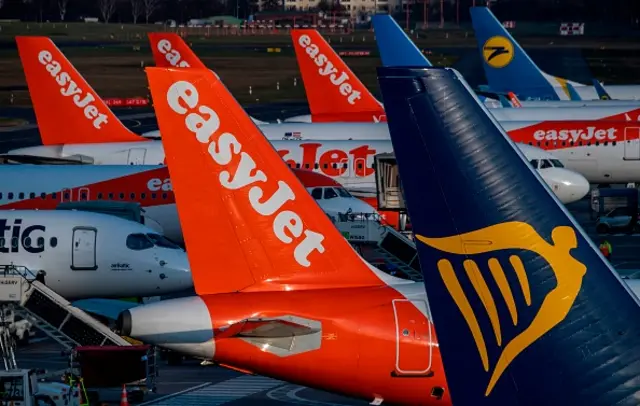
[[334, 216, 422, 282], [0, 265, 130, 353]]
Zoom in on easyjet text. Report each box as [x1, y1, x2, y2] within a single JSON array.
[[156, 39, 190, 67], [533, 127, 617, 142]]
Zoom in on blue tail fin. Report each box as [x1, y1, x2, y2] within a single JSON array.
[[377, 66, 640, 405], [470, 7, 560, 101], [565, 82, 583, 101], [593, 79, 613, 100], [371, 15, 432, 67]]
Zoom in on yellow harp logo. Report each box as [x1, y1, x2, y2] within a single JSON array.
[[416, 222, 586, 396]]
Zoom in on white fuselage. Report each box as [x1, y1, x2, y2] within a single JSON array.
[[0, 210, 192, 300]]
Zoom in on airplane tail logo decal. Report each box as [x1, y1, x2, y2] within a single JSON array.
[[416, 221, 586, 396], [482, 36, 514, 68]]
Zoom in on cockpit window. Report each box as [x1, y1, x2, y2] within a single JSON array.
[[126, 233, 154, 250], [323, 188, 338, 200], [529, 159, 539, 169], [540, 159, 553, 169], [147, 233, 181, 249], [311, 188, 323, 200], [336, 187, 352, 198], [551, 159, 564, 168]]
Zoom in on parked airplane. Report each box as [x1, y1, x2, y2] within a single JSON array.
[[0, 210, 191, 300], [0, 165, 392, 245], [378, 64, 640, 405], [285, 27, 640, 123], [118, 65, 452, 406], [471, 7, 640, 101], [372, 15, 640, 185]]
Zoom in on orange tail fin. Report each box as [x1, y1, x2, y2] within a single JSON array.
[[291, 29, 385, 122], [15, 36, 147, 145], [148, 33, 208, 69], [146, 67, 384, 295]]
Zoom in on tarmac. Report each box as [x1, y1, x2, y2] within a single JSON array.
[[5, 104, 640, 405]]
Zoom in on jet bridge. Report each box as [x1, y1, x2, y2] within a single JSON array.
[[0, 265, 130, 355]]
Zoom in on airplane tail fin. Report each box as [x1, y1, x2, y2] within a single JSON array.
[[565, 82, 582, 101], [145, 67, 386, 296], [377, 66, 640, 405], [148, 33, 208, 69], [291, 29, 383, 122], [15, 36, 146, 145], [371, 15, 433, 67], [507, 91, 522, 107], [470, 7, 561, 101], [147, 33, 269, 125], [593, 79, 612, 100]]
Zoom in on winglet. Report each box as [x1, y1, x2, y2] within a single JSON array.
[[592, 79, 612, 100], [470, 7, 560, 101], [291, 29, 383, 122], [16, 36, 147, 145], [371, 15, 432, 67], [378, 66, 640, 404], [146, 67, 385, 295]]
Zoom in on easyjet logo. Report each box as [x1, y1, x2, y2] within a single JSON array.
[[147, 178, 172, 192], [38, 50, 108, 129], [297, 34, 361, 105], [166, 80, 326, 268], [277, 143, 376, 178], [156, 39, 190, 68], [533, 126, 617, 142]]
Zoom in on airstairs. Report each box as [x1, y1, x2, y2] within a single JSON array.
[[0, 265, 130, 357], [334, 216, 422, 282]]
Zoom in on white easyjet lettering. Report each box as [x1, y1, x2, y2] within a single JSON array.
[[297, 34, 361, 105], [37, 50, 108, 129], [147, 178, 172, 191], [156, 39, 191, 68], [166, 80, 326, 267], [532, 126, 617, 143]]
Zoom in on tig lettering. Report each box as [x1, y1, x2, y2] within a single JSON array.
[[0, 219, 46, 254]]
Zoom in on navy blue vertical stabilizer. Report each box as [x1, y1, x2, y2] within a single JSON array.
[[470, 7, 561, 101], [377, 66, 640, 406]]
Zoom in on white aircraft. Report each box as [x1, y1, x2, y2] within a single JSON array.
[[0, 210, 192, 300]]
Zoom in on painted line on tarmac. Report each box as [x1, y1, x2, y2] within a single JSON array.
[[266, 384, 360, 406], [139, 375, 283, 405]]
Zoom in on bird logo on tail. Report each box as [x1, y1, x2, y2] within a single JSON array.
[[416, 221, 586, 396], [482, 36, 514, 68]]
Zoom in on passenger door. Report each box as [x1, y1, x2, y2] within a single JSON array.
[[392, 299, 433, 376], [127, 148, 147, 165], [71, 227, 97, 270], [623, 127, 640, 160]]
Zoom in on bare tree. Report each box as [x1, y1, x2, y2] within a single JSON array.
[[131, 0, 142, 23], [99, 0, 117, 22], [58, 0, 69, 20], [143, 0, 162, 23]]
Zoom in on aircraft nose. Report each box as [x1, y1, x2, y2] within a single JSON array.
[[546, 169, 590, 204]]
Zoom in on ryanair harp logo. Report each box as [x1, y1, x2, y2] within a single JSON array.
[[416, 222, 586, 396], [482, 36, 514, 69]]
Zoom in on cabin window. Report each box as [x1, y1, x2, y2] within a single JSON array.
[[97, 193, 103, 200], [108, 193, 114, 199], [311, 188, 323, 200], [80, 192, 87, 200], [29, 193, 35, 199], [141, 193, 146, 199], [613, 141, 617, 146], [0, 238, 4, 248], [147, 234, 181, 250], [40, 193, 46, 199], [51, 193, 57, 199], [295, 163, 301, 169], [18, 193, 24, 199], [126, 233, 154, 251], [130, 193, 136, 200], [323, 163, 328, 169], [37, 237, 44, 249], [304, 163, 310, 169], [63, 192, 69, 200], [119, 193, 124, 200], [7, 193, 13, 200], [0, 193, 2, 199], [343, 163, 348, 169], [324, 188, 338, 200], [23, 237, 31, 248], [151, 193, 157, 199], [314, 163, 319, 169], [50, 237, 58, 248], [11, 237, 18, 249], [357, 163, 363, 169], [162, 193, 168, 200]]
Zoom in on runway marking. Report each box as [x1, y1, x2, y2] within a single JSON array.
[[267, 384, 363, 406], [139, 375, 283, 405]]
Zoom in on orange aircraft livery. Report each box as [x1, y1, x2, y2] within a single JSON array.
[[116, 67, 451, 405]]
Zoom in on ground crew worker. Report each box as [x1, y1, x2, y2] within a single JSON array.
[[599, 239, 612, 260]]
